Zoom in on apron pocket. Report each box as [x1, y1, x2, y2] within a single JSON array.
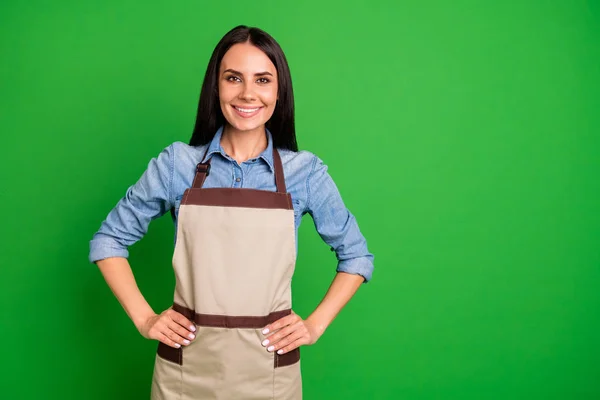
[[157, 341, 183, 365], [274, 347, 300, 368]]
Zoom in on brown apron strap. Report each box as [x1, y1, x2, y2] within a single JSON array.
[[191, 162, 211, 189], [191, 146, 287, 193], [191, 145, 212, 189], [272, 148, 287, 193], [173, 303, 291, 328]]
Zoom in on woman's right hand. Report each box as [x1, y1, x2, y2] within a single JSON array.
[[138, 309, 197, 348]]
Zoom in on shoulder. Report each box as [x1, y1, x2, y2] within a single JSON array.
[[167, 141, 211, 193], [168, 141, 209, 171], [277, 149, 335, 196], [149, 141, 206, 168], [170, 141, 207, 160], [278, 148, 323, 174]]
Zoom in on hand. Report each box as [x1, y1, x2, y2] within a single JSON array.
[[138, 308, 197, 349], [260, 311, 322, 355]]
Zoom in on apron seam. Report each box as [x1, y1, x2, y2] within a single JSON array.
[[272, 352, 276, 400], [178, 357, 183, 400]]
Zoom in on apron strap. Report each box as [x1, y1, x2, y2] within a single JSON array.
[[191, 146, 287, 193], [191, 145, 212, 189], [272, 148, 287, 194]]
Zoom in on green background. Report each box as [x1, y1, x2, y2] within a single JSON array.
[[1, 1, 599, 399]]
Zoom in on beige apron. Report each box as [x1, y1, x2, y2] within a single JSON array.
[[150, 148, 302, 400]]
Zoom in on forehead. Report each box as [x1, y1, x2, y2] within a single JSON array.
[[220, 42, 277, 74]]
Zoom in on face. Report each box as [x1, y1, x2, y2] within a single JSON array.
[[218, 42, 279, 134]]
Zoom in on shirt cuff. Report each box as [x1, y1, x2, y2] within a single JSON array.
[[336, 257, 374, 283], [89, 237, 129, 263]]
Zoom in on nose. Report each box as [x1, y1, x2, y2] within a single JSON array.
[[238, 81, 256, 102]]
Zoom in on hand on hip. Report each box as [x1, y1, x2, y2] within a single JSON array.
[[260, 311, 321, 355], [139, 308, 197, 349]]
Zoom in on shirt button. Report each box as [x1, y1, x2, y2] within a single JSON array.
[[236, 178, 241, 182]]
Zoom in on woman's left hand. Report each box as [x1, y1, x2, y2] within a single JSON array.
[[261, 311, 322, 355]]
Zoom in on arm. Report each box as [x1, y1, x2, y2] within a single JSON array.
[[261, 272, 363, 355], [261, 155, 374, 354], [305, 271, 364, 337], [90, 144, 196, 348], [96, 257, 156, 330], [97, 256, 196, 348]]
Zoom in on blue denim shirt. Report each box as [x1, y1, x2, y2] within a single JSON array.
[[89, 126, 374, 282]]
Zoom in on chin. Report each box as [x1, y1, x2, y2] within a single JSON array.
[[230, 122, 260, 132], [226, 117, 269, 133]]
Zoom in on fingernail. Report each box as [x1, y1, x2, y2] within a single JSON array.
[[190, 326, 196, 332], [175, 343, 181, 348], [262, 328, 269, 334], [262, 339, 269, 347], [183, 339, 190, 345], [267, 346, 274, 352], [277, 350, 283, 355], [188, 333, 195, 340]]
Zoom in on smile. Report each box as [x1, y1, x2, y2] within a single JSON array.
[[232, 105, 263, 118]]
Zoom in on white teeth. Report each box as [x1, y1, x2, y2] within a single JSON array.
[[235, 106, 260, 113]]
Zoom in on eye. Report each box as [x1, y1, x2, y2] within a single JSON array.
[[257, 77, 271, 84], [226, 75, 241, 82]]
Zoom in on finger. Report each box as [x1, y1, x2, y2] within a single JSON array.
[[263, 321, 304, 348], [271, 328, 305, 353], [162, 325, 192, 346], [167, 319, 197, 341], [167, 310, 196, 333], [157, 332, 181, 349], [276, 337, 307, 355], [262, 313, 300, 335]]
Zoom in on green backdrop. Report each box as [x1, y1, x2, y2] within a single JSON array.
[[1, 1, 599, 399]]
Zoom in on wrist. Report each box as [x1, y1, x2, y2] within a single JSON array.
[[306, 314, 329, 337], [132, 309, 156, 331]]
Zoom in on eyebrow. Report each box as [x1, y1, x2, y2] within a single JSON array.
[[223, 69, 273, 77]]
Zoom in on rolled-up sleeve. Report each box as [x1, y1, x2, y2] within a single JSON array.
[[306, 155, 374, 282], [89, 144, 174, 263]]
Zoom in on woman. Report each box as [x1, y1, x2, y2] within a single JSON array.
[[89, 25, 374, 399]]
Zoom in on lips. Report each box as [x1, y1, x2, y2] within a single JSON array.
[[232, 105, 262, 118]]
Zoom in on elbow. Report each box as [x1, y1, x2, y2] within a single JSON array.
[[89, 234, 130, 264], [336, 256, 374, 283]]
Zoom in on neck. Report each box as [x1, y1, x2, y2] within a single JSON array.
[[221, 124, 268, 164]]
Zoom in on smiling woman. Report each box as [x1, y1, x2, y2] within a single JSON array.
[[218, 43, 279, 150], [89, 25, 374, 400]]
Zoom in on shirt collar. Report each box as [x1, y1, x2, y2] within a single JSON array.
[[203, 125, 275, 172]]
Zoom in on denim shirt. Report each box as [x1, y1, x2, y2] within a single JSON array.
[[89, 126, 374, 282]]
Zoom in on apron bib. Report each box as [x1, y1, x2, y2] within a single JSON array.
[[150, 148, 302, 400]]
